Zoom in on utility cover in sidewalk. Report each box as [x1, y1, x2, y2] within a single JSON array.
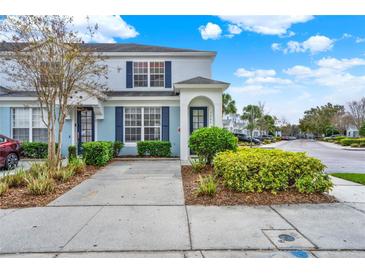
[[263, 229, 315, 250]]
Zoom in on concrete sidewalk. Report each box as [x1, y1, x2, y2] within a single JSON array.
[[1, 160, 365, 257]]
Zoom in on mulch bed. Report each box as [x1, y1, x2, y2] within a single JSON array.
[[0, 165, 100, 209], [182, 165, 337, 206]]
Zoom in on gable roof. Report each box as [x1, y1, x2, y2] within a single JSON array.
[[0, 42, 216, 55], [174, 76, 229, 85]]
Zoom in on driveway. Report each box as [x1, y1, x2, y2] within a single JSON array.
[[267, 140, 365, 173], [1, 159, 365, 257]]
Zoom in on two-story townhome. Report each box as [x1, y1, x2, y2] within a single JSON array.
[[0, 43, 229, 161]]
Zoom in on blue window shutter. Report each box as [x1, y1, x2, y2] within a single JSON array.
[[115, 107, 124, 142], [126, 61, 133, 88], [162, 107, 169, 141], [165, 61, 172, 88]]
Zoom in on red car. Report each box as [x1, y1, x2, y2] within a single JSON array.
[[0, 134, 21, 170]]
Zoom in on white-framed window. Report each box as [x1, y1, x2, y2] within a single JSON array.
[[133, 62, 148, 87], [133, 61, 165, 88], [124, 107, 161, 143], [150, 62, 165, 87], [12, 107, 48, 142]]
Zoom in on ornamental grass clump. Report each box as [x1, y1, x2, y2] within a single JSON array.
[[27, 175, 55, 195], [189, 157, 206, 173], [196, 175, 217, 197], [0, 182, 8, 196], [213, 147, 333, 194], [1, 169, 30, 187]]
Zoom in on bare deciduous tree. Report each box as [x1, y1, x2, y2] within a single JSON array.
[[0, 15, 108, 169], [347, 97, 365, 130]]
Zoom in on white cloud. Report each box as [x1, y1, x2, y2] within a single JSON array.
[[284, 65, 312, 77], [199, 22, 222, 40], [274, 35, 334, 54], [356, 37, 365, 43], [235, 68, 291, 85], [219, 16, 313, 36], [284, 57, 365, 99], [230, 85, 282, 95], [235, 68, 276, 78], [72, 16, 138, 43], [246, 76, 292, 85], [271, 43, 281, 51], [0, 15, 139, 43], [227, 24, 242, 35]]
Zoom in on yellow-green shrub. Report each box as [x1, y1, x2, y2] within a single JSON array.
[[213, 148, 332, 194]]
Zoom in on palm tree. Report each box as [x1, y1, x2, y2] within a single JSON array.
[[241, 104, 263, 147], [222, 93, 237, 114]]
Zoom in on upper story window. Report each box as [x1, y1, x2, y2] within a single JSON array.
[[133, 62, 148, 87], [150, 62, 165, 87], [133, 61, 165, 88]]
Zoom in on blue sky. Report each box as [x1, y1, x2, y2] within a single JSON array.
[[3, 15, 365, 123], [118, 16, 365, 123]]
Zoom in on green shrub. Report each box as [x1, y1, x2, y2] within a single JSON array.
[[189, 158, 206, 173], [0, 183, 8, 196], [137, 141, 171, 157], [213, 148, 332, 194], [68, 158, 86, 174], [295, 174, 333, 194], [21, 142, 59, 159], [68, 145, 77, 161], [113, 141, 124, 157], [27, 175, 55, 195], [1, 169, 29, 187], [189, 127, 238, 164], [340, 138, 365, 146], [263, 139, 272, 145], [82, 141, 114, 166], [196, 175, 217, 197], [21, 142, 48, 158]]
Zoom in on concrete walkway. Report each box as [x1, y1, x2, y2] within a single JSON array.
[[1, 160, 365, 258]]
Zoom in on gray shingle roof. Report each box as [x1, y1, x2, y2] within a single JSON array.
[[0, 42, 215, 54], [174, 76, 229, 85], [0, 89, 177, 97]]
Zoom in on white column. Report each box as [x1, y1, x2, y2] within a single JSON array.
[[180, 100, 189, 161], [212, 92, 223, 127]]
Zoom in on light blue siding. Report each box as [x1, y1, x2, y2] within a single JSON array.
[[0, 107, 11, 136], [169, 106, 180, 156], [61, 119, 73, 156], [121, 145, 138, 156], [97, 106, 116, 141]]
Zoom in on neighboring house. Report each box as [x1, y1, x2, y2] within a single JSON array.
[[346, 125, 359, 138], [223, 113, 246, 134], [0, 43, 229, 161]]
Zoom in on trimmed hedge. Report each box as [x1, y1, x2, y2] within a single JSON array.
[[189, 127, 238, 164], [340, 138, 365, 146], [113, 141, 124, 157], [213, 148, 333, 194], [137, 141, 171, 157], [21, 142, 58, 159], [82, 141, 114, 166], [68, 145, 77, 161]]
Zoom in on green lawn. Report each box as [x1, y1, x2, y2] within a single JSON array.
[[331, 173, 365, 185]]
